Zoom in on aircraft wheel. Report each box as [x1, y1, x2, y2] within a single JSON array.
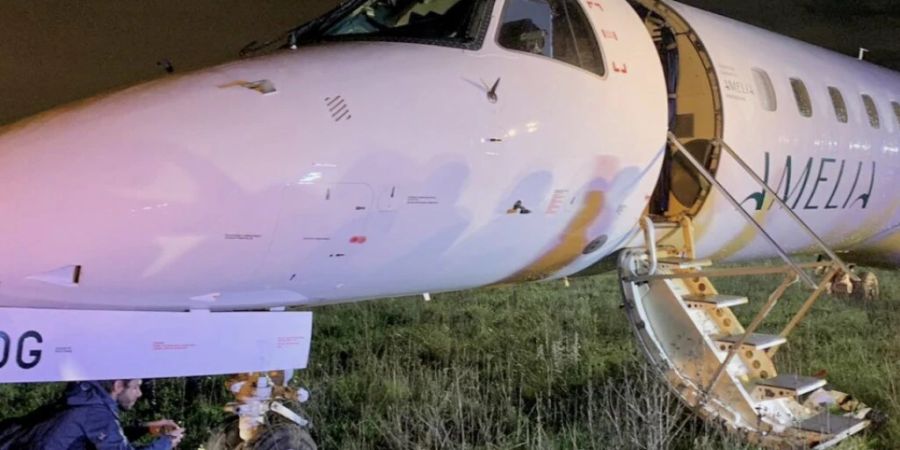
[[852, 271, 879, 302], [830, 271, 853, 297], [246, 423, 316, 450], [205, 417, 242, 450]]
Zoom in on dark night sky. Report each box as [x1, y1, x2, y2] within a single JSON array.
[[1, 0, 897, 125]]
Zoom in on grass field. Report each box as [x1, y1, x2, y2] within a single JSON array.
[[1, 264, 898, 449]]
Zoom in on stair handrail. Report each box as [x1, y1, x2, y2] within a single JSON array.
[[666, 132, 818, 289], [701, 273, 798, 399], [640, 216, 659, 276], [713, 139, 852, 276], [770, 265, 842, 357]]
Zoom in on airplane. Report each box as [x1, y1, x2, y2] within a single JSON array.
[[1, 0, 897, 448]]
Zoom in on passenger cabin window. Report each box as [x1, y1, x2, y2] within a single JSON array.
[[790, 78, 812, 117], [827, 87, 848, 123], [498, 0, 605, 76], [752, 68, 777, 111], [861, 94, 880, 129], [892, 101, 900, 128]]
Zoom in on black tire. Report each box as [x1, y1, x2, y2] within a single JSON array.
[[247, 423, 316, 450], [205, 417, 243, 450], [852, 271, 879, 301]]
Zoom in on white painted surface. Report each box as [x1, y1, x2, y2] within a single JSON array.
[[0, 308, 312, 383], [0, 0, 895, 316], [664, 1, 900, 263], [0, 0, 667, 311]]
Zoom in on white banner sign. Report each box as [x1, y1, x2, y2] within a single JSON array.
[[0, 308, 312, 383]]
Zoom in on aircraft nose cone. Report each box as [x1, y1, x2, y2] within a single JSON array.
[[0, 51, 327, 307]]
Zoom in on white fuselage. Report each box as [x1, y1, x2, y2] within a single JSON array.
[[666, 3, 900, 263], [0, 0, 896, 312]]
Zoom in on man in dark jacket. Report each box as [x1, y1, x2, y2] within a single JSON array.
[[0, 379, 184, 449]]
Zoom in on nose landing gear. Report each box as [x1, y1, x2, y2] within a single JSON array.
[[205, 371, 317, 450]]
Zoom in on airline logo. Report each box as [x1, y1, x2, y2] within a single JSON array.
[[742, 152, 876, 211]]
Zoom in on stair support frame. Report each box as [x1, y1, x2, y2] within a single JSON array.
[[627, 261, 830, 283], [769, 265, 842, 359], [701, 273, 799, 401], [620, 134, 872, 446]]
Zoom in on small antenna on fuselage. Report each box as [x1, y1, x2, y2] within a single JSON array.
[[858, 48, 869, 60], [487, 78, 501, 103]]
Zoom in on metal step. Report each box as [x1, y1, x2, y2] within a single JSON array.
[[714, 333, 786, 351], [752, 374, 827, 400], [651, 220, 679, 229], [683, 293, 748, 309], [658, 257, 713, 269], [798, 412, 866, 436], [617, 237, 870, 448]]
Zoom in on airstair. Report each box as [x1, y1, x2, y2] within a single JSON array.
[[618, 133, 876, 448]]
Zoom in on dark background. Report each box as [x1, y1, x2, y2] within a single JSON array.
[[1, 0, 897, 125]]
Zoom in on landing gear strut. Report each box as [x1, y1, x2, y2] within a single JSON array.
[[816, 260, 880, 301], [206, 371, 317, 450]]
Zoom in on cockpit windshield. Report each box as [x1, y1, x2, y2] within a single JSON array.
[[296, 0, 493, 49]]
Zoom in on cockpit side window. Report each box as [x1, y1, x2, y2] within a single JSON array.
[[497, 0, 605, 76]]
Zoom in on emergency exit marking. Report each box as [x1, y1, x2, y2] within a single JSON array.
[[601, 30, 618, 40], [586, 1, 603, 10], [546, 189, 569, 214], [613, 62, 628, 74]]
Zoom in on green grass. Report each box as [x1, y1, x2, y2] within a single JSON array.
[[296, 265, 899, 450], [0, 265, 898, 449]]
